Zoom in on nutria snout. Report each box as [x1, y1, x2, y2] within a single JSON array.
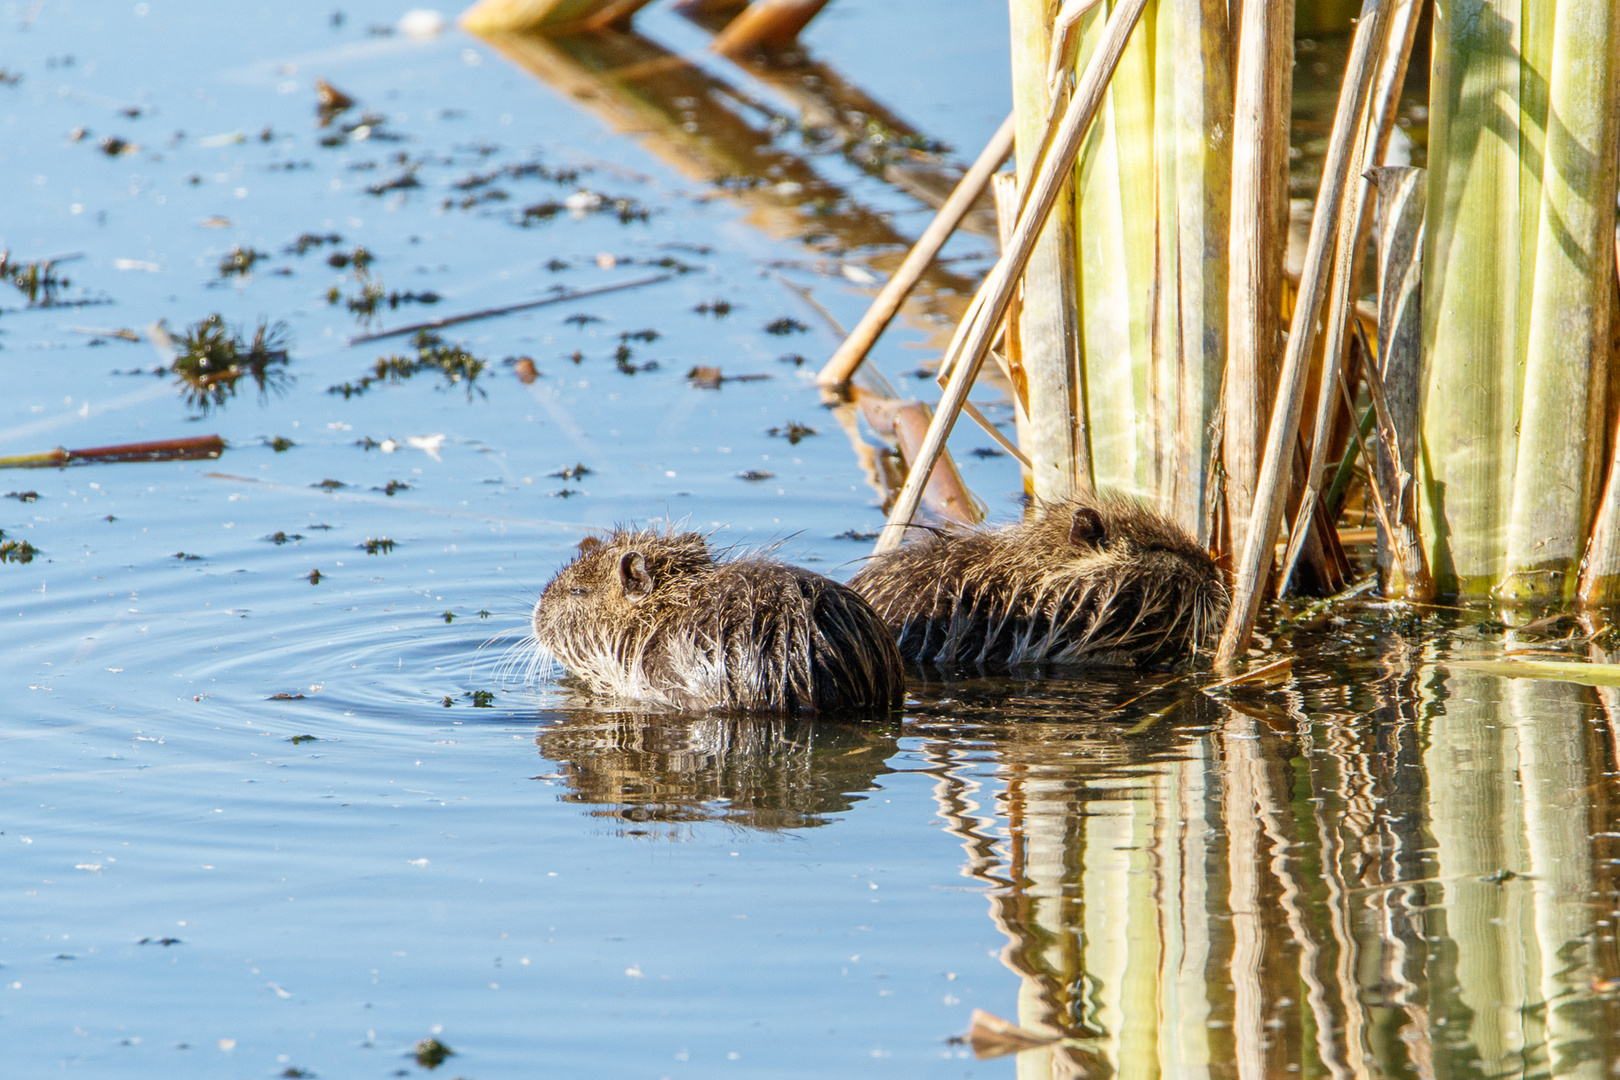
[[849, 494, 1228, 667], [533, 528, 905, 714]]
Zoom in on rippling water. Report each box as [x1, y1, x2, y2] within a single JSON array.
[[4, 2, 1618, 1077]]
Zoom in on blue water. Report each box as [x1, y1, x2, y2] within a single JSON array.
[[6, 3, 1620, 1079]]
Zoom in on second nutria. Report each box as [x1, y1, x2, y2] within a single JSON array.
[[533, 528, 905, 714], [849, 494, 1228, 667]]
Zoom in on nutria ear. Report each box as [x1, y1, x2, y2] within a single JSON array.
[[578, 536, 602, 556], [617, 551, 654, 600], [1069, 506, 1107, 547]]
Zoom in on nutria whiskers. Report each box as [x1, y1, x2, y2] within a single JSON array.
[[533, 528, 904, 714], [849, 494, 1228, 667]]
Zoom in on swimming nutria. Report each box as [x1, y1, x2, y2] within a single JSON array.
[[533, 529, 905, 714], [849, 494, 1228, 667]]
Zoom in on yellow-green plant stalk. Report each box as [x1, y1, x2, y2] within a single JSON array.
[[1421, 0, 1546, 596], [1497, 0, 1620, 602], [1167, 0, 1232, 543]]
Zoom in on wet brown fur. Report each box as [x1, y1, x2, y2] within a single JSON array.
[[533, 528, 905, 714], [849, 494, 1228, 667]]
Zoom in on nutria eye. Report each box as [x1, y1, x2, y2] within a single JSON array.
[[570, 587, 590, 597]]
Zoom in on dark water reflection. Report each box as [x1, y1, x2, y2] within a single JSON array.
[[537, 708, 899, 831], [543, 608, 1620, 1077]]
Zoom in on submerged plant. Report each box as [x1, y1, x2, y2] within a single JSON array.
[[218, 245, 265, 277], [0, 532, 39, 564], [1, 252, 72, 306], [169, 315, 292, 414], [327, 330, 486, 400]]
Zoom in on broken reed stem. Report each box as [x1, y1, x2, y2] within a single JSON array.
[[871, 0, 1151, 555], [0, 434, 226, 469], [1214, 0, 1393, 672], [815, 113, 1016, 388], [347, 275, 672, 345], [1278, 0, 1421, 595], [1352, 315, 1430, 595]]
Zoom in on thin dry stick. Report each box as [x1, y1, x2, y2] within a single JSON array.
[[0, 434, 226, 469], [346, 274, 672, 345], [871, 0, 1151, 555], [816, 114, 1016, 387], [1214, 0, 1393, 671], [1277, 0, 1420, 593]]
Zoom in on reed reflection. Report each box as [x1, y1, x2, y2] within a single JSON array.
[[914, 613, 1620, 1078]]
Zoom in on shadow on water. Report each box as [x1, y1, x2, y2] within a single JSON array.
[[539, 605, 1620, 1076]]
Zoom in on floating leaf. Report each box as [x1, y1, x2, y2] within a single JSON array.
[[1450, 659, 1620, 689]]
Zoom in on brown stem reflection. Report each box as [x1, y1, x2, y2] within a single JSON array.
[[534, 708, 897, 834], [476, 24, 982, 323]]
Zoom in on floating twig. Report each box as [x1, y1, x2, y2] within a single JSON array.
[[0, 435, 226, 469], [346, 274, 673, 345]]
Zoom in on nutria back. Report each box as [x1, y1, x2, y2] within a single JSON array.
[[849, 494, 1228, 667], [533, 528, 905, 714]]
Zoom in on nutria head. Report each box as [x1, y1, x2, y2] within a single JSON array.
[[533, 529, 714, 677]]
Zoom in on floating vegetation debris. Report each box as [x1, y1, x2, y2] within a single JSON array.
[[0, 533, 40, 564], [764, 317, 809, 336], [314, 78, 354, 126], [834, 529, 880, 541], [265, 531, 303, 545], [413, 1038, 454, 1069], [694, 298, 732, 318], [325, 245, 372, 270], [327, 270, 437, 325], [328, 330, 487, 400], [687, 365, 769, 389], [374, 480, 410, 495], [565, 312, 601, 327], [167, 315, 292, 414], [612, 342, 658, 375], [361, 537, 395, 555], [778, 353, 806, 367], [284, 232, 342, 256], [137, 937, 181, 947], [5, 491, 39, 502], [620, 328, 660, 343], [511, 356, 539, 383], [517, 190, 650, 227], [98, 135, 137, 156], [174, 551, 203, 561], [465, 690, 495, 707], [269, 692, 305, 701], [267, 436, 295, 452], [0, 69, 21, 86], [1, 252, 74, 306], [768, 421, 818, 444], [313, 479, 346, 490], [442, 610, 456, 623], [738, 469, 776, 482], [217, 245, 265, 277], [971, 446, 1006, 458], [551, 463, 591, 480], [366, 165, 421, 196], [306, 568, 323, 584]]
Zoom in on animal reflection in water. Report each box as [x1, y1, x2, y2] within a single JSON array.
[[535, 711, 896, 831], [529, 529, 904, 715]]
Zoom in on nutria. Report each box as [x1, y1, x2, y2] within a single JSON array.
[[849, 494, 1228, 667], [532, 528, 905, 714]]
